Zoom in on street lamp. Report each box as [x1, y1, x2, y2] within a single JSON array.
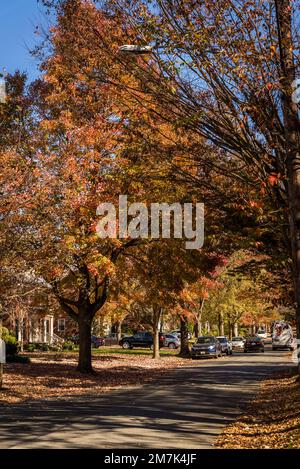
[[119, 44, 154, 55]]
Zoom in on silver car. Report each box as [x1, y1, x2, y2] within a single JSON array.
[[216, 336, 233, 355], [231, 336, 245, 351], [163, 333, 180, 349]]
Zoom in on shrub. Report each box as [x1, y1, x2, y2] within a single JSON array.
[[6, 355, 31, 364], [25, 343, 37, 352], [63, 341, 75, 351], [49, 344, 62, 352], [0, 326, 10, 339], [40, 343, 50, 352], [4, 334, 19, 356]]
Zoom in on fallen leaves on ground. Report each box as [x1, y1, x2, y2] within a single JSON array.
[[0, 351, 191, 405], [217, 370, 300, 449]]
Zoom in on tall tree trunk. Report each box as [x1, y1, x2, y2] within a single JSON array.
[[275, 0, 300, 372], [152, 306, 162, 359], [194, 298, 204, 338], [218, 313, 224, 336], [228, 323, 234, 340], [77, 309, 93, 373], [179, 316, 190, 357], [19, 317, 24, 353], [116, 320, 123, 342]]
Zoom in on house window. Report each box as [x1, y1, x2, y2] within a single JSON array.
[[57, 318, 65, 333]]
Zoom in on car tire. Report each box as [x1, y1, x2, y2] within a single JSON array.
[[244, 350, 247, 353], [150, 344, 154, 350], [261, 349, 265, 353], [122, 341, 131, 350], [168, 342, 176, 349]]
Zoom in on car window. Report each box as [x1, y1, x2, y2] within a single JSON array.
[[217, 337, 227, 343], [197, 337, 215, 344]]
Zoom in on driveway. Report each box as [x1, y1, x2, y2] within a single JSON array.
[[0, 347, 293, 448]]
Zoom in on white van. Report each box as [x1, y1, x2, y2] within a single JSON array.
[[272, 321, 294, 351]]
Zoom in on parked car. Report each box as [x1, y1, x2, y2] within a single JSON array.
[[119, 331, 165, 350], [170, 330, 192, 340], [191, 336, 222, 359], [163, 334, 180, 349], [216, 336, 233, 355], [244, 337, 265, 353], [231, 337, 245, 351], [71, 335, 105, 348], [272, 321, 294, 351], [103, 333, 120, 346], [256, 330, 268, 340]]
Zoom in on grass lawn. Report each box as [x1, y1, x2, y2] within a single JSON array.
[[92, 346, 179, 356]]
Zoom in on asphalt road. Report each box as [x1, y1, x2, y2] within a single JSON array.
[[0, 346, 293, 449]]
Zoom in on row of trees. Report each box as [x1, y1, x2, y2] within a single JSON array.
[[1, 0, 298, 372]]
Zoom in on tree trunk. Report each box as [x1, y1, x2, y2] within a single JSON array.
[[116, 320, 122, 342], [275, 0, 300, 372], [218, 313, 224, 336], [19, 317, 24, 353], [195, 298, 204, 338], [152, 306, 162, 359], [234, 322, 239, 337], [228, 323, 234, 340], [77, 310, 93, 373], [179, 316, 190, 357]]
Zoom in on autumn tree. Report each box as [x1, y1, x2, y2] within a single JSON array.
[[0, 72, 39, 325], [101, 0, 300, 350], [20, 2, 149, 373], [202, 250, 287, 336]]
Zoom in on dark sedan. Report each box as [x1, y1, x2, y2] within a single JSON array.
[[119, 331, 165, 350], [244, 337, 265, 353], [191, 336, 222, 359]]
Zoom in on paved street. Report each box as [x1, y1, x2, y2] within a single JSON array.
[[0, 347, 293, 449]]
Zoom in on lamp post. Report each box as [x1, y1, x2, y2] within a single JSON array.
[[119, 44, 154, 55]]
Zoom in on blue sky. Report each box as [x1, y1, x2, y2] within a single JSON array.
[[0, 0, 50, 81]]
